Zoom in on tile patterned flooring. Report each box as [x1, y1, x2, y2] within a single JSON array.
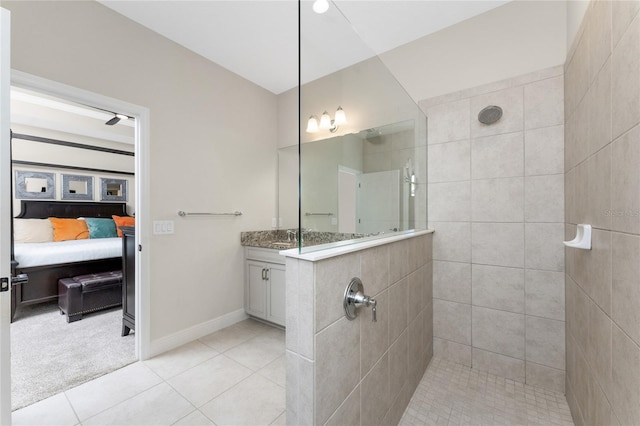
[[12, 319, 286, 426], [14, 319, 574, 426], [400, 357, 574, 426]]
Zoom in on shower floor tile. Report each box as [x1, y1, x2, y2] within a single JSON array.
[[400, 357, 574, 426]]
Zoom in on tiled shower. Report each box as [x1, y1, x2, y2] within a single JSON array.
[[412, 2, 640, 425], [421, 65, 567, 392]]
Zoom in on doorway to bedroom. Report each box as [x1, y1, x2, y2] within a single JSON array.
[[8, 82, 141, 411]]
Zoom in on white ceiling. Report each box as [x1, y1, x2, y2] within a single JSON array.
[[98, 0, 509, 94]]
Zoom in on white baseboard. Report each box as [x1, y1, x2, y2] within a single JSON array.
[[149, 308, 248, 358]]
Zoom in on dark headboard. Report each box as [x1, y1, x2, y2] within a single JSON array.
[[15, 200, 129, 219]]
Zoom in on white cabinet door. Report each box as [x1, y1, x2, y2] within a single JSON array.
[[246, 261, 267, 317], [267, 264, 286, 326]]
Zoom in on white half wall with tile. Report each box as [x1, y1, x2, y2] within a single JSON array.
[[420, 66, 566, 393]]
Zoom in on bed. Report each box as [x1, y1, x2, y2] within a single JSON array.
[[10, 200, 131, 322]]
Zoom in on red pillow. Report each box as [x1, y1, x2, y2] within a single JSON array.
[[112, 215, 135, 237]]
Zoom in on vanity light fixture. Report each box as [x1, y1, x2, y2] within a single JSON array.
[[306, 106, 347, 133], [312, 0, 329, 14]]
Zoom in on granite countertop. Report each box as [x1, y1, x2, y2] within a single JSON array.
[[240, 229, 366, 250]]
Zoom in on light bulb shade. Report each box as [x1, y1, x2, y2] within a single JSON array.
[[306, 115, 319, 133], [334, 106, 347, 125], [116, 114, 128, 121], [312, 0, 329, 14], [319, 111, 331, 129]]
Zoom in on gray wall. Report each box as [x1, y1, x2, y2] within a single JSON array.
[[564, 1, 640, 425], [420, 66, 566, 392], [285, 233, 433, 425]]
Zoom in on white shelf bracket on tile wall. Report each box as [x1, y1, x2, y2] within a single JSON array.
[[563, 224, 592, 250]]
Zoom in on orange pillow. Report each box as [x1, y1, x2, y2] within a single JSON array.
[[49, 218, 89, 241], [112, 215, 135, 237]]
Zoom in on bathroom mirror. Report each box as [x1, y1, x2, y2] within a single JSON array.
[[15, 170, 55, 199], [62, 174, 93, 200], [279, 119, 426, 237], [100, 178, 127, 202]]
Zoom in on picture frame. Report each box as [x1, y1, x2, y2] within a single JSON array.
[[62, 174, 94, 201], [15, 170, 55, 200], [100, 178, 127, 202]]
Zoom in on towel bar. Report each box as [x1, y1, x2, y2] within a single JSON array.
[[177, 211, 242, 217]]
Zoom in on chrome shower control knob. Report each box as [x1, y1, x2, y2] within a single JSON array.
[[343, 277, 377, 322]]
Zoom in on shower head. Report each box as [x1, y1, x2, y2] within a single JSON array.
[[478, 105, 503, 125]]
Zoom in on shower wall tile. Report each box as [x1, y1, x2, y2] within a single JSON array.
[[525, 269, 565, 321], [525, 361, 565, 393], [433, 299, 471, 345], [426, 98, 470, 144], [524, 125, 564, 176], [524, 223, 565, 272], [429, 221, 471, 263], [315, 317, 360, 425], [471, 348, 525, 382], [612, 324, 640, 426], [325, 386, 360, 426], [472, 306, 525, 359], [471, 132, 524, 179], [427, 140, 470, 183], [472, 264, 524, 314], [587, 0, 612, 83], [433, 337, 472, 366], [427, 181, 470, 222], [565, 35, 589, 119], [589, 373, 613, 426], [388, 278, 408, 344], [524, 174, 564, 223], [611, 13, 640, 139], [587, 58, 612, 156], [525, 316, 566, 370], [574, 228, 612, 315], [610, 124, 640, 235], [565, 169, 576, 225], [471, 177, 524, 222], [360, 355, 389, 426], [566, 95, 589, 169], [524, 76, 564, 129], [611, 232, 640, 346], [472, 223, 524, 268], [388, 330, 407, 403], [360, 245, 390, 298], [315, 252, 361, 333], [433, 260, 471, 304], [470, 86, 524, 138], [612, 0, 640, 48], [588, 300, 613, 401], [360, 290, 388, 378]]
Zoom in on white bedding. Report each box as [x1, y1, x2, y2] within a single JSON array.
[[14, 238, 122, 268]]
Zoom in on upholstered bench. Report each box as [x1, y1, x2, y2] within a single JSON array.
[[58, 271, 123, 323]]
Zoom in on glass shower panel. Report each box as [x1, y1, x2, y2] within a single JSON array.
[[298, 0, 427, 252]]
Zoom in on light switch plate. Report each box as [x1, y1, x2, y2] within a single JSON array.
[[153, 220, 174, 235], [271, 217, 277, 228]]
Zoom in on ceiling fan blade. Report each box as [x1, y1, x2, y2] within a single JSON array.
[[105, 116, 120, 126]]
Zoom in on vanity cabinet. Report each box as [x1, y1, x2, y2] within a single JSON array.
[[245, 247, 285, 327]]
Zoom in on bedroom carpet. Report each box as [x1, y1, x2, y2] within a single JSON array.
[[10, 301, 136, 411]]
